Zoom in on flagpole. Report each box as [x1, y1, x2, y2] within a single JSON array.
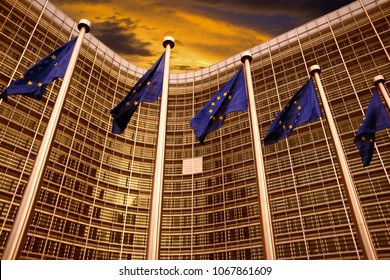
[[146, 36, 174, 260], [241, 52, 276, 260], [2, 19, 91, 260], [310, 65, 377, 260], [373, 75, 390, 110]]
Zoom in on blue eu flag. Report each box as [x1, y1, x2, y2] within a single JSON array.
[[264, 78, 322, 145], [0, 36, 78, 100], [110, 53, 165, 134], [190, 67, 247, 144], [354, 90, 390, 167]]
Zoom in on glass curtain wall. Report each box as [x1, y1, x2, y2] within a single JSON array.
[[0, 0, 389, 260]]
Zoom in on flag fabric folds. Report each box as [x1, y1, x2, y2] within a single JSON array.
[[190, 67, 247, 144], [0, 36, 78, 100], [110, 53, 165, 134], [264, 78, 322, 145], [354, 90, 390, 167]]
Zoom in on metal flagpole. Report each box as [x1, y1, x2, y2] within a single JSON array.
[[146, 36, 174, 260], [241, 52, 276, 259], [310, 65, 377, 260], [373, 75, 390, 110], [2, 19, 91, 260]]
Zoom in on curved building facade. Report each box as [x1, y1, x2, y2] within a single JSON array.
[[0, 0, 389, 260]]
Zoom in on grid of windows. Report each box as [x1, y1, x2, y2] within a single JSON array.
[[0, 0, 389, 260]]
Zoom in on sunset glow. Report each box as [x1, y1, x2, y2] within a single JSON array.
[[51, 0, 354, 72]]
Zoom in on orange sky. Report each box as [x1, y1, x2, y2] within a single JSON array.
[[50, 0, 354, 72], [52, 0, 270, 71]]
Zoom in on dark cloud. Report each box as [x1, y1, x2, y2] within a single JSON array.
[[50, 0, 357, 70], [191, 0, 355, 17], [199, 8, 301, 37], [173, 65, 199, 71], [164, 0, 355, 36], [92, 17, 153, 57]]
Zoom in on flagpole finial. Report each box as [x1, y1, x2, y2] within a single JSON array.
[[163, 36, 175, 49], [241, 51, 252, 63], [78, 19, 91, 33], [309, 65, 321, 76], [373, 75, 385, 86]]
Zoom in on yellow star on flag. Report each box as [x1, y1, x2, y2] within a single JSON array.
[[27, 81, 33, 85], [51, 54, 56, 60]]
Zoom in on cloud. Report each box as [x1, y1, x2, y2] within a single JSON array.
[[92, 17, 153, 57], [191, 0, 355, 17], [49, 0, 356, 71], [182, 0, 355, 36], [173, 65, 199, 71]]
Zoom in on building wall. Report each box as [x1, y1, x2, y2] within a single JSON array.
[[0, 0, 389, 260]]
